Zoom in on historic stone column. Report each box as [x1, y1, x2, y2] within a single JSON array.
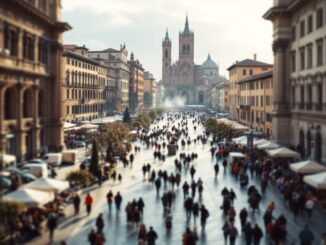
[[31, 84, 40, 157], [271, 38, 292, 145], [16, 83, 26, 161], [17, 29, 23, 61], [0, 20, 4, 50], [34, 36, 39, 64]]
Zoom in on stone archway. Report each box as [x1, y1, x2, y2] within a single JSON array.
[[181, 90, 189, 104], [199, 93, 204, 104]]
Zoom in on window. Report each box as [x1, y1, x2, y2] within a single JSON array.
[[317, 8, 324, 29], [292, 26, 296, 41], [23, 33, 34, 61], [266, 113, 272, 122], [67, 58, 70, 65], [308, 15, 313, 33], [66, 106, 70, 115], [249, 69, 253, 75], [260, 81, 264, 89], [300, 20, 305, 37], [4, 24, 18, 56], [165, 50, 168, 59], [292, 86, 296, 108], [261, 96, 264, 107], [300, 85, 305, 109], [242, 69, 247, 75], [300, 47, 305, 70], [291, 51, 296, 72], [38, 39, 48, 64], [39, 0, 47, 12], [317, 83, 323, 110], [266, 96, 270, 106], [307, 44, 313, 68], [307, 84, 312, 110], [317, 39, 323, 66]]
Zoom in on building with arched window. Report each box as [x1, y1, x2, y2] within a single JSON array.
[[0, 0, 70, 162], [162, 15, 227, 105]]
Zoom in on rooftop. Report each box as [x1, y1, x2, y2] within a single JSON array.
[[227, 59, 272, 70], [237, 70, 273, 84]]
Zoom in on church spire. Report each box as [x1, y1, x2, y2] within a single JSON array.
[[164, 28, 170, 42], [183, 13, 190, 35]]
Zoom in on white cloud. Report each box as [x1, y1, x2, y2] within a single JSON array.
[[62, 0, 274, 78]]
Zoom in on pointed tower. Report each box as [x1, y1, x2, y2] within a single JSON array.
[[162, 28, 171, 84], [179, 14, 194, 63]]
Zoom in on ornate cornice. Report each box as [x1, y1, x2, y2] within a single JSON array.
[[272, 39, 289, 53]]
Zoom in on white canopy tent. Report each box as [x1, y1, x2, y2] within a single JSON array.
[[79, 123, 99, 130], [254, 139, 271, 146], [290, 160, 326, 174], [3, 189, 54, 208], [216, 118, 249, 130], [267, 147, 300, 158], [228, 152, 246, 163], [0, 154, 16, 167], [257, 142, 280, 150], [24, 178, 69, 193], [232, 136, 247, 145], [304, 172, 326, 189]]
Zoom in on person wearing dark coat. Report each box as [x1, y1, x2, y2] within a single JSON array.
[[146, 226, 158, 245], [243, 222, 253, 245], [95, 213, 104, 233], [240, 208, 248, 230], [253, 224, 263, 245]]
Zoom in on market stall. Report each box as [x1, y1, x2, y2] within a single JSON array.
[[267, 147, 300, 158], [3, 189, 54, 208], [290, 160, 326, 174], [24, 178, 69, 194]]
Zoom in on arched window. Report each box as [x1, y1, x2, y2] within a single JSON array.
[[315, 133, 322, 163], [186, 45, 190, 54], [23, 88, 33, 118], [183, 45, 186, 54], [165, 50, 168, 58], [66, 71, 70, 86], [38, 90, 46, 117], [4, 86, 16, 119]]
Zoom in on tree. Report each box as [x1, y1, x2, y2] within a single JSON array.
[[123, 106, 131, 124], [89, 140, 99, 177], [66, 170, 95, 187]]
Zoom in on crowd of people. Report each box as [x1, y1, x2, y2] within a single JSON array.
[[27, 110, 326, 245]]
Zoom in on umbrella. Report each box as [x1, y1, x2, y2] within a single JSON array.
[[3, 189, 54, 208], [304, 172, 326, 189], [24, 178, 69, 193], [267, 147, 300, 158], [63, 122, 76, 129], [257, 142, 280, 150], [290, 160, 326, 174]]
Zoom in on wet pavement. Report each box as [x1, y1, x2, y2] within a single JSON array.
[[29, 112, 326, 245]]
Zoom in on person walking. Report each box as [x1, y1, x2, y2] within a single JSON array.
[[253, 224, 263, 245], [115, 192, 123, 212], [155, 177, 161, 196], [183, 181, 189, 199], [88, 229, 96, 245], [106, 190, 113, 211], [214, 163, 219, 178], [85, 193, 93, 216], [222, 221, 230, 244], [243, 222, 253, 245], [299, 224, 315, 245], [95, 213, 104, 233], [305, 198, 314, 219], [73, 193, 81, 215], [200, 205, 209, 229], [229, 225, 238, 245], [146, 226, 158, 245], [240, 207, 248, 230], [47, 212, 58, 243]]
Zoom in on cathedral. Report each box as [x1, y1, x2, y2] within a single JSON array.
[[162, 15, 227, 105]]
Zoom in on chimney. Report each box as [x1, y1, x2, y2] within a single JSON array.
[[253, 54, 257, 61]]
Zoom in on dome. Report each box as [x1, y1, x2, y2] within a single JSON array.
[[202, 54, 218, 69]]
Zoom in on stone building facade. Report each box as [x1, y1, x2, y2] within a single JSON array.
[[128, 53, 144, 113], [211, 81, 230, 111], [162, 15, 227, 105], [88, 45, 129, 112], [237, 70, 273, 138], [227, 58, 273, 121], [0, 0, 70, 161], [264, 0, 326, 162], [63, 45, 111, 122], [144, 71, 157, 109]]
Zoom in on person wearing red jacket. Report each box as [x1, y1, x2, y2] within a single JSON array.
[[85, 193, 93, 216]]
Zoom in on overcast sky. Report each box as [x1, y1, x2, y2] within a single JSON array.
[[62, 0, 274, 79]]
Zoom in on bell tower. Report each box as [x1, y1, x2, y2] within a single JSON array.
[[162, 29, 171, 84], [179, 14, 194, 65]]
